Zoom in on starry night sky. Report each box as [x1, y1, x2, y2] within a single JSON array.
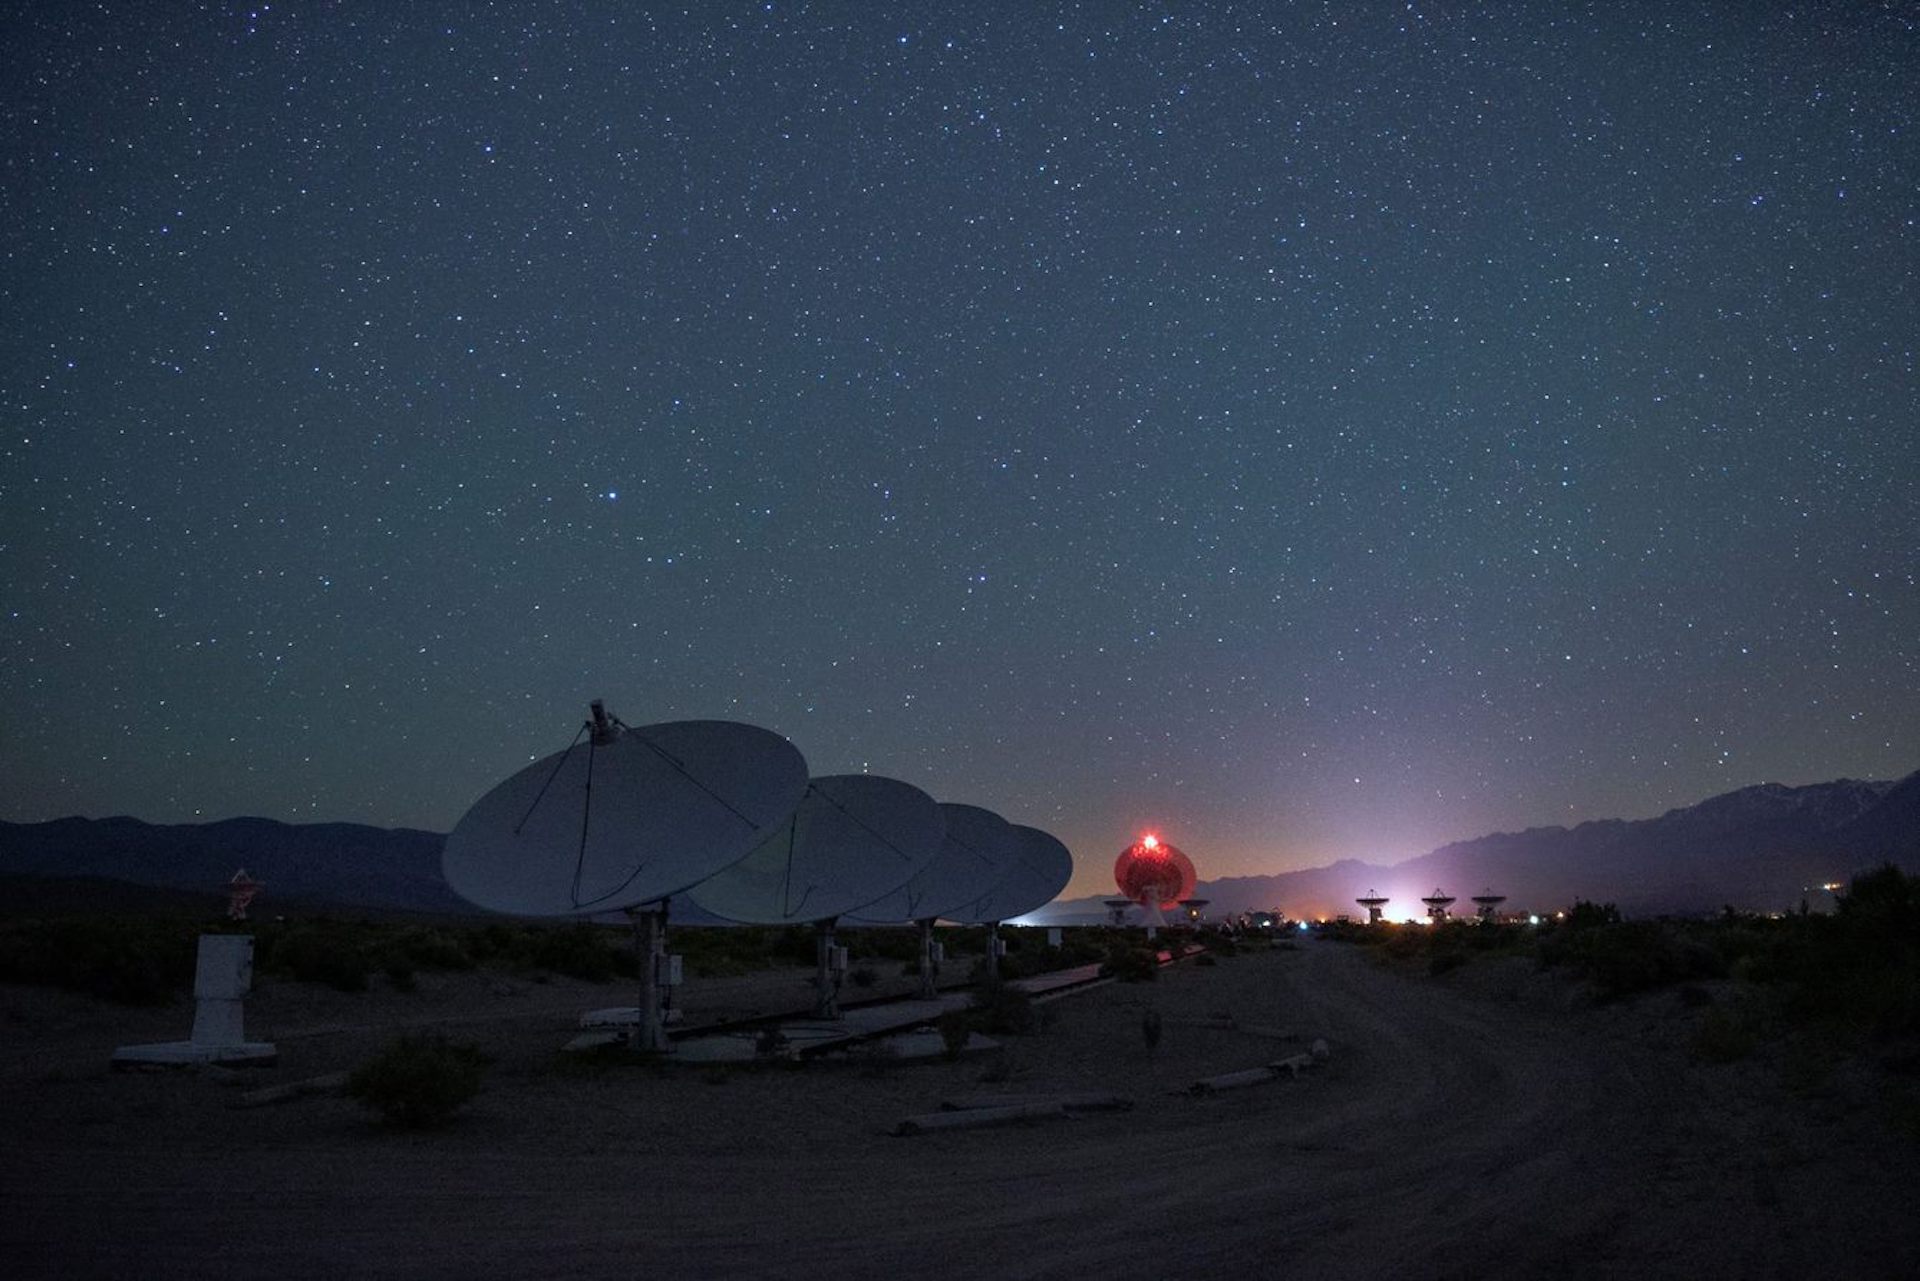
[[3, 2, 1916, 899]]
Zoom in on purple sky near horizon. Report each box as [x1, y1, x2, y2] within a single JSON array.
[[3, 3, 1916, 900]]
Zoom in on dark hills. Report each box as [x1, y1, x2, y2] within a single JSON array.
[[1042, 771, 1920, 923], [0, 815, 465, 916], [2, 770, 1916, 922]]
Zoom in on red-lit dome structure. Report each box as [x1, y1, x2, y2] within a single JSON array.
[[1113, 834, 1196, 909]]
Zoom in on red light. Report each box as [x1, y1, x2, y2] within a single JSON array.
[[1142, 833, 1159, 850]]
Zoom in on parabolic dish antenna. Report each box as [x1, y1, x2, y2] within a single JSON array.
[[953, 825, 1074, 924], [1114, 835, 1196, 909], [844, 802, 1019, 923], [685, 774, 945, 925], [443, 717, 810, 917]]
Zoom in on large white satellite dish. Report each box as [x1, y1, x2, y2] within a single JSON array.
[[443, 714, 810, 917], [685, 774, 945, 925], [953, 825, 1074, 924], [844, 802, 1019, 924]]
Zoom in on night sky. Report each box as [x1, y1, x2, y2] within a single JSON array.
[[4, 3, 1916, 900]]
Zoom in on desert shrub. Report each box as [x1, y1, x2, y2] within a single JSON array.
[[1374, 925, 1422, 961], [523, 923, 623, 982], [1048, 930, 1112, 967], [1200, 931, 1238, 957], [768, 926, 820, 968], [1564, 900, 1623, 930], [668, 926, 763, 979], [1538, 920, 1721, 1000], [997, 935, 1101, 980], [1692, 1007, 1757, 1064], [268, 926, 369, 992], [390, 926, 474, 971], [994, 947, 1045, 981], [1838, 864, 1920, 935], [1716, 867, 1920, 1042], [0, 917, 199, 1004], [848, 964, 878, 989], [1466, 920, 1522, 951], [844, 927, 921, 965], [1707, 924, 1775, 974], [936, 1008, 974, 1059], [383, 958, 417, 992], [347, 1035, 488, 1128], [1429, 949, 1468, 976], [938, 926, 988, 960], [462, 922, 521, 963], [1194, 952, 1218, 967], [970, 983, 1038, 1035], [1102, 944, 1159, 982], [1805, 963, 1920, 1040]]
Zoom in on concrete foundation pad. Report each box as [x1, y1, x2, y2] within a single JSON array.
[[112, 1041, 278, 1070], [578, 1006, 685, 1028]]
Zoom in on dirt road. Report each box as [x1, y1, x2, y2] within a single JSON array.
[[4, 940, 1914, 1277]]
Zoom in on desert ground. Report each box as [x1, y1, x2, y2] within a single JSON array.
[[3, 937, 1916, 1279]]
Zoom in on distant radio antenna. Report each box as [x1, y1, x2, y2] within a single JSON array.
[[1421, 888, 1456, 922], [1355, 890, 1389, 925], [1470, 888, 1507, 922], [227, 869, 263, 921]]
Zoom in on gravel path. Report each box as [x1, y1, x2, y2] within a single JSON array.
[[4, 939, 1915, 1278]]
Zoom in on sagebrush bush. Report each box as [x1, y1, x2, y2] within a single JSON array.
[[390, 926, 475, 971], [1381, 926, 1427, 961], [0, 917, 200, 1004], [266, 926, 369, 992], [1103, 944, 1159, 982], [936, 1009, 973, 1059], [347, 1035, 488, 1128], [523, 923, 624, 982], [1692, 1007, 1757, 1064], [1200, 931, 1238, 957], [1536, 920, 1723, 999], [969, 983, 1039, 1035]]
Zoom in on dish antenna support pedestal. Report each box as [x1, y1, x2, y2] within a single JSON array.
[[626, 903, 673, 1054], [113, 934, 276, 1069], [813, 918, 849, 1019], [916, 919, 940, 1000]]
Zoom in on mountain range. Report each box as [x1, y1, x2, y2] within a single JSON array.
[[1040, 770, 1920, 923], [2, 770, 1916, 921], [0, 815, 464, 916]]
